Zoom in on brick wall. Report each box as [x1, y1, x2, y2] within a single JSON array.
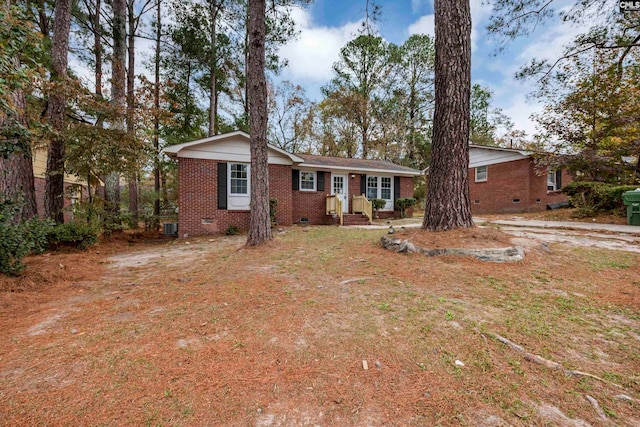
[[179, 161, 420, 232], [292, 170, 331, 225], [528, 167, 572, 209], [178, 158, 293, 237], [269, 164, 293, 227], [468, 159, 571, 214], [348, 173, 363, 213], [292, 189, 330, 224]]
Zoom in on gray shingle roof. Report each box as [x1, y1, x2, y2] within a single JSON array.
[[296, 154, 421, 175]]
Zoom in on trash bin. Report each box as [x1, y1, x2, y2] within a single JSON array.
[[622, 189, 640, 226]]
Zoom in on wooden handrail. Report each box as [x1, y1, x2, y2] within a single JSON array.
[[325, 195, 343, 225], [352, 194, 372, 222]]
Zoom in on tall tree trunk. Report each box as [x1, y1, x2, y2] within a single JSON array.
[[153, 0, 161, 221], [0, 0, 36, 220], [422, 0, 473, 231], [208, 1, 219, 137], [0, 90, 37, 220], [246, 0, 271, 245], [243, 22, 250, 126], [94, 0, 103, 100], [106, 0, 127, 232], [93, 0, 104, 224], [126, 0, 138, 226], [44, 0, 72, 223]]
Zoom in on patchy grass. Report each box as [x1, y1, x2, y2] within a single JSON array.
[[0, 226, 639, 426]]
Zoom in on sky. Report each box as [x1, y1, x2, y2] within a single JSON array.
[[66, 0, 586, 139], [275, 0, 585, 139]]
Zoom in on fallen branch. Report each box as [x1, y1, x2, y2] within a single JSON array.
[[585, 394, 607, 420], [338, 277, 373, 286], [492, 334, 623, 389]]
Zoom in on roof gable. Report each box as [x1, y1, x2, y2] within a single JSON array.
[[163, 131, 304, 165], [469, 145, 531, 168], [164, 131, 422, 176]]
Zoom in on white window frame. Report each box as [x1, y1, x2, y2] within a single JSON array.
[[547, 170, 557, 191], [475, 165, 488, 182], [228, 162, 250, 211], [366, 175, 394, 211], [366, 176, 378, 199], [300, 171, 316, 191], [380, 176, 392, 200], [229, 163, 249, 195]]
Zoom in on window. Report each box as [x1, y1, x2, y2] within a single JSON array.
[[230, 163, 248, 194], [300, 171, 316, 191], [366, 175, 394, 210], [547, 170, 557, 191], [366, 176, 378, 199], [475, 165, 487, 182], [381, 177, 391, 200]]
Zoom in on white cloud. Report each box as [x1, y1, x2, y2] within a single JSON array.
[[482, 18, 584, 137], [278, 6, 362, 85], [500, 93, 543, 137], [407, 14, 434, 37], [516, 21, 583, 66], [407, 0, 492, 51]]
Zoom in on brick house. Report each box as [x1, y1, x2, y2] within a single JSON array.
[[468, 145, 572, 214], [163, 131, 422, 237]]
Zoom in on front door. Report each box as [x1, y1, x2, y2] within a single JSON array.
[[332, 174, 348, 213]]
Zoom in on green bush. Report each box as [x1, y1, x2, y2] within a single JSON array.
[[562, 181, 636, 216], [371, 199, 387, 210], [225, 225, 239, 235], [48, 222, 99, 250], [371, 198, 387, 219], [26, 216, 56, 254], [395, 197, 417, 219], [0, 200, 54, 276]]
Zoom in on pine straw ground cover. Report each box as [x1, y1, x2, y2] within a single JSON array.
[[0, 225, 638, 426]]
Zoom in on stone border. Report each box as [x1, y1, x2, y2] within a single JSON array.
[[380, 236, 525, 262]]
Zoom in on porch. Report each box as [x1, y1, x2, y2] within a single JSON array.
[[326, 194, 373, 226]]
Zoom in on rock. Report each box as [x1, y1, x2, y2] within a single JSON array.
[[397, 240, 416, 253], [375, 361, 382, 369], [70, 329, 78, 334], [380, 235, 525, 262]]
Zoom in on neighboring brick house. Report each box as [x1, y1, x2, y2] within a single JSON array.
[[163, 131, 422, 237], [468, 145, 572, 214]]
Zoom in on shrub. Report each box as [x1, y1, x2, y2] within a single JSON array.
[[269, 198, 278, 227], [225, 225, 239, 235], [0, 199, 54, 276], [395, 197, 417, 219], [371, 198, 387, 219], [562, 181, 636, 216], [48, 222, 99, 250]]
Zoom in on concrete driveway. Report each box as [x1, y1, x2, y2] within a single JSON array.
[[361, 217, 640, 253]]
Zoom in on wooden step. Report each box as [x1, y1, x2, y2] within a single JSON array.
[[342, 214, 371, 226]]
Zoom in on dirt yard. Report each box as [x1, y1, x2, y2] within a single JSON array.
[[0, 222, 639, 426]]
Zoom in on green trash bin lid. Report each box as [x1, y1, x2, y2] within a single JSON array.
[[623, 189, 640, 204]]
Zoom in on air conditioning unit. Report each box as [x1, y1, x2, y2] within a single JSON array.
[[163, 222, 178, 237]]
